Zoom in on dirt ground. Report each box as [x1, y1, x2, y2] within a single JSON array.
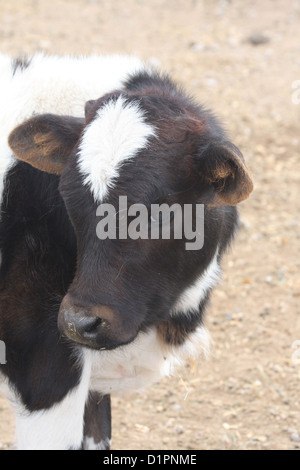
[[0, 0, 299, 451]]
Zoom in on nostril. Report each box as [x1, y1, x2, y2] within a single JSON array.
[[84, 317, 103, 334], [58, 301, 115, 349]]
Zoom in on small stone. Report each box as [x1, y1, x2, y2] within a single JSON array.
[[257, 435, 267, 443], [174, 425, 184, 435], [259, 308, 270, 318], [204, 78, 218, 87], [247, 32, 270, 46], [291, 432, 300, 443], [190, 42, 205, 52], [135, 424, 149, 434], [221, 434, 231, 444]]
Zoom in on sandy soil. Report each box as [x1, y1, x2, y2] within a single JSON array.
[[0, 0, 299, 450]]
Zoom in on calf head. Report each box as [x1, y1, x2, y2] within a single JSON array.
[[8, 73, 253, 351]]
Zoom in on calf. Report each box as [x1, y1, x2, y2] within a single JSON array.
[[0, 54, 253, 450]]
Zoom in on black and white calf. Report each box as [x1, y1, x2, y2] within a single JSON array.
[[0, 54, 253, 450]]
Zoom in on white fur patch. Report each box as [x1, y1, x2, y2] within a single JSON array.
[[172, 249, 220, 316], [87, 251, 219, 396], [77, 96, 156, 202], [13, 357, 91, 450], [83, 437, 111, 450], [0, 54, 146, 214], [88, 325, 209, 395]]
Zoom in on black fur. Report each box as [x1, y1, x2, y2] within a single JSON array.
[[12, 57, 32, 76], [0, 69, 247, 449], [0, 162, 79, 409]]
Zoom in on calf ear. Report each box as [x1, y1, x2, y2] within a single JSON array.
[[8, 114, 84, 174], [199, 141, 253, 206]]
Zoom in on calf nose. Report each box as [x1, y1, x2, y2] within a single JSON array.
[[59, 309, 107, 348], [58, 294, 136, 350]]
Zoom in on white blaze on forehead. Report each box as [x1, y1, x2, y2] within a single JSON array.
[[77, 95, 156, 202]]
